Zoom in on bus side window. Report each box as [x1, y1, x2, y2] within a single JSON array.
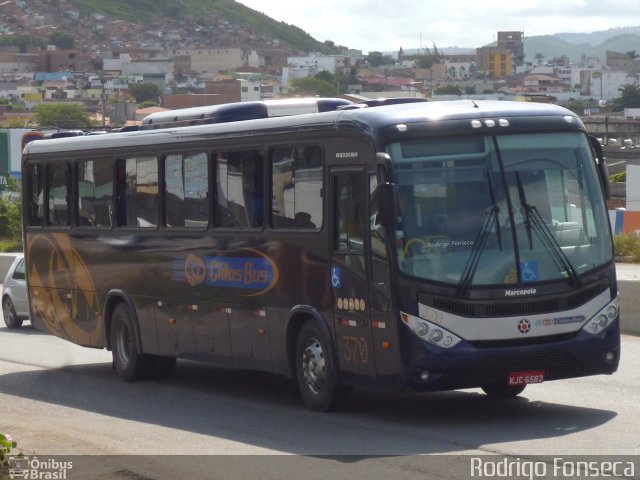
[[271, 145, 323, 230], [26, 163, 44, 227], [47, 163, 70, 227], [335, 174, 364, 253], [115, 159, 127, 227], [215, 149, 263, 228], [165, 152, 209, 229], [116, 157, 159, 228], [78, 159, 113, 228]]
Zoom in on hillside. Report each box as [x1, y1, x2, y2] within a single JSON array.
[[524, 27, 640, 63], [65, 0, 333, 53]]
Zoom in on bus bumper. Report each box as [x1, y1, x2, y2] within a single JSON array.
[[402, 319, 620, 392]]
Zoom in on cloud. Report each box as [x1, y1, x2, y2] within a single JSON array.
[[236, 0, 639, 52]]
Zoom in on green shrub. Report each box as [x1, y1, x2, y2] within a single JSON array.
[[610, 172, 626, 183], [613, 234, 640, 262], [1, 433, 23, 478], [0, 195, 21, 247]]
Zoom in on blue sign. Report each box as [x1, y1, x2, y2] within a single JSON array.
[[172, 251, 278, 296], [520, 261, 539, 283], [331, 267, 341, 288]]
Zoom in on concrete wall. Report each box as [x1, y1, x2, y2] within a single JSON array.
[[618, 280, 640, 335]]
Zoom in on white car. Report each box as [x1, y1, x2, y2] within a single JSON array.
[[2, 254, 29, 329]]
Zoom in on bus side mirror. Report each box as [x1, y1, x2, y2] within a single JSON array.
[[377, 183, 398, 226], [590, 136, 611, 200]]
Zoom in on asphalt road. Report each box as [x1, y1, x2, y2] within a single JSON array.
[[0, 323, 638, 480]]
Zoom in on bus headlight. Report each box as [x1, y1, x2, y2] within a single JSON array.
[[400, 311, 462, 349], [583, 298, 619, 335]]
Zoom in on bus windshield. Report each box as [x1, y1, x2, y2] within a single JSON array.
[[387, 131, 613, 287]]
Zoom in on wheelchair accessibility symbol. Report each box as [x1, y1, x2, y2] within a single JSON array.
[[331, 267, 341, 288], [520, 261, 539, 283]]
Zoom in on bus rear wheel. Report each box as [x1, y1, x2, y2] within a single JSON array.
[[295, 321, 349, 411], [111, 303, 151, 381], [482, 383, 526, 398]]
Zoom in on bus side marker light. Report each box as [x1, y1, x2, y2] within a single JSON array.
[[169, 317, 176, 326], [382, 341, 391, 350], [258, 328, 266, 336]]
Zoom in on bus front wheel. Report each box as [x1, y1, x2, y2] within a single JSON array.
[[295, 321, 349, 411], [111, 303, 149, 382]]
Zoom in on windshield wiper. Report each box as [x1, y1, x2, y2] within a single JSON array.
[[515, 172, 581, 287], [457, 173, 502, 296]]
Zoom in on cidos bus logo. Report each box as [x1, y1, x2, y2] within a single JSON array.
[[173, 249, 278, 296], [184, 254, 207, 286]]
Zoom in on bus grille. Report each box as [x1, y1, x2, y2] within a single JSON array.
[[430, 281, 607, 318]]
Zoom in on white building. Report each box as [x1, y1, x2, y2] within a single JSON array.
[[286, 52, 346, 75], [172, 48, 259, 74], [281, 66, 315, 86], [239, 79, 261, 102], [573, 68, 634, 101]]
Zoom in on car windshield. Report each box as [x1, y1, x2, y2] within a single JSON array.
[[386, 132, 612, 287]]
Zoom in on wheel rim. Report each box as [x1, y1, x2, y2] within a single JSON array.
[[3, 299, 14, 324], [115, 321, 131, 366], [301, 337, 326, 395]]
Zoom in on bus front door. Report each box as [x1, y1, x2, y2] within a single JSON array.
[[330, 169, 377, 385]]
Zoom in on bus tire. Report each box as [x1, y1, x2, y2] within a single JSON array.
[[2, 296, 23, 329], [295, 321, 349, 411], [111, 303, 150, 382], [481, 383, 526, 398]]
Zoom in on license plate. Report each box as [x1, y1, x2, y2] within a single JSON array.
[[508, 370, 545, 386]]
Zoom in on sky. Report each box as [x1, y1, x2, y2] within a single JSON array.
[[235, 0, 640, 53]]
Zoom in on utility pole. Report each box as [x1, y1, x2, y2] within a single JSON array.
[[101, 73, 107, 128]]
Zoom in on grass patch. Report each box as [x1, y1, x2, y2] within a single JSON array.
[[0, 238, 22, 253], [614, 235, 640, 262]]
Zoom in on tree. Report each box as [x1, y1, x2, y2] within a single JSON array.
[[0, 177, 21, 240], [610, 84, 640, 111], [48, 32, 74, 49], [128, 83, 162, 103], [289, 77, 337, 97], [365, 51, 394, 68], [34, 103, 92, 129], [315, 71, 334, 83], [435, 85, 464, 95], [417, 43, 443, 69]]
